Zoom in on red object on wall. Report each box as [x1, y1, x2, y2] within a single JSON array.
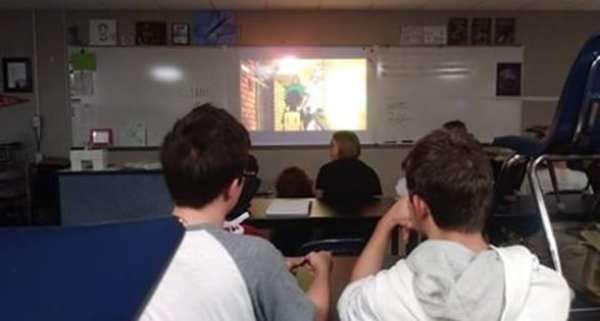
[[0, 94, 28, 108]]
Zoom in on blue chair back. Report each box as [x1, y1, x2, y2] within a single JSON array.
[[0, 217, 184, 321], [296, 238, 365, 256], [543, 34, 600, 154], [573, 53, 600, 153]]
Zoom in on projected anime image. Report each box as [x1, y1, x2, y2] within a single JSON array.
[[240, 58, 367, 132]]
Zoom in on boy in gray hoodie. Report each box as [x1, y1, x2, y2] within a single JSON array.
[[338, 129, 570, 321]]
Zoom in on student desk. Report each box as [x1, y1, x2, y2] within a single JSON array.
[[247, 197, 399, 253], [247, 197, 395, 227]]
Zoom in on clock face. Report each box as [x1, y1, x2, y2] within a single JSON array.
[[192, 10, 237, 46]]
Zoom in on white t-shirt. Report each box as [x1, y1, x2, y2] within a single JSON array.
[[139, 225, 314, 321]]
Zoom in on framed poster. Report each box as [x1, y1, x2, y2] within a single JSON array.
[[471, 18, 492, 45], [448, 18, 468, 45], [496, 63, 522, 96], [495, 18, 516, 45], [192, 10, 236, 46], [136, 21, 167, 45], [89, 19, 117, 46], [2, 58, 33, 93], [171, 23, 190, 46]]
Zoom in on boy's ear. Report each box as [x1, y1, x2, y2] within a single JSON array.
[[411, 194, 431, 222], [223, 177, 243, 201]]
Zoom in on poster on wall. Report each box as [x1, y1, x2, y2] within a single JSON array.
[[448, 18, 468, 45], [2, 58, 33, 93], [496, 63, 522, 96], [0, 94, 28, 108], [192, 10, 237, 46], [495, 18, 516, 45], [136, 21, 167, 45], [89, 19, 117, 46], [471, 18, 492, 45]]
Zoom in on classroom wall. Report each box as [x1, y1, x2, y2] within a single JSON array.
[[0, 11, 35, 155], [2, 9, 600, 195]]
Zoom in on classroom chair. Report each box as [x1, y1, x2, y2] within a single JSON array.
[[0, 217, 184, 321], [493, 33, 600, 201], [296, 238, 365, 256], [524, 34, 600, 274]]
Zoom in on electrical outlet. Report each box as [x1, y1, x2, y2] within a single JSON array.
[[32, 114, 42, 129]]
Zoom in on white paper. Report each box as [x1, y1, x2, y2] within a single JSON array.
[[400, 26, 423, 46], [423, 26, 447, 45], [265, 198, 312, 216]]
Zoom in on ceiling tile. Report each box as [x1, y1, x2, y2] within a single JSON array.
[[574, 0, 600, 10], [373, 0, 427, 10], [53, 0, 107, 9], [0, 0, 55, 9], [523, 0, 590, 11], [100, 0, 159, 9], [474, 0, 536, 10], [319, 0, 374, 9], [214, 0, 267, 10], [154, 0, 212, 9], [266, 0, 320, 9], [423, 0, 482, 10]]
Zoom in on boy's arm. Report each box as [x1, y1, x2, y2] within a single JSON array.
[[304, 251, 332, 321], [351, 198, 411, 281]]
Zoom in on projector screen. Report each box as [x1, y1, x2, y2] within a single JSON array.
[[239, 48, 373, 145]]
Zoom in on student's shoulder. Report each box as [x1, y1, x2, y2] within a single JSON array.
[[209, 229, 282, 262]]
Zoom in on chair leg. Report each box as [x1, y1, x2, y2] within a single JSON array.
[[546, 159, 562, 204], [529, 155, 563, 273]]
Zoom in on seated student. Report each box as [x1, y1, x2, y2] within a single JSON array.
[[271, 166, 315, 255], [338, 129, 570, 321], [519, 160, 591, 195], [395, 121, 469, 198], [316, 131, 382, 202], [140, 104, 331, 321], [276, 166, 315, 198], [228, 154, 261, 220]]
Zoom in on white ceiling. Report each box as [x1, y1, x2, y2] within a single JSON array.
[[1, 0, 600, 10]]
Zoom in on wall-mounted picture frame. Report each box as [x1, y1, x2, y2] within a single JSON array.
[[448, 18, 469, 45], [471, 18, 492, 45], [136, 21, 167, 45], [171, 23, 190, 46], [89, 128, 113, 147], [495, 18, 516, 46], [89, 19, 117, 46], [2, 58, 33, 93], [496, 62, 522, 96]]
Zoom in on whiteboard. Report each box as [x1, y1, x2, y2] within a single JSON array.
[[70, 47, 239, 147], [374, 46, 523, 143], [69, 46, 523, 147]]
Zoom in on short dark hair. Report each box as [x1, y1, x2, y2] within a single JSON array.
[[333, 131, 361, 159], [405, 129, 494, 233], [276, 166, 314, 198], [442, 120, 467, 132], [160, 103, 250, 208]]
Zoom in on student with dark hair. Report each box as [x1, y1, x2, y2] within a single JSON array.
[[315, 131, 382, 202], [338, 129, 570, 321], [442, 119, 468, 132], [140, 104, 331, 321], [276, 166, 314, 198]]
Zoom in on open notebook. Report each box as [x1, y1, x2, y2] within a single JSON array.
[[265, 198, 312, 217]]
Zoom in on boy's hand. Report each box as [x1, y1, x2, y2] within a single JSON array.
[[285, 256, 307, 275], [305, 251, 332, 277], [383, 197, 413, 243]]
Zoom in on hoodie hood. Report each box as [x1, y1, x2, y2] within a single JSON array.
[[406, 240, 505, 321]]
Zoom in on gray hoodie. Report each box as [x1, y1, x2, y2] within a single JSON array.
[[406, 240, 505, 321]]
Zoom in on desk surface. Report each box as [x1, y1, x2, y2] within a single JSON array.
[[247, 197, 395, 228]]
